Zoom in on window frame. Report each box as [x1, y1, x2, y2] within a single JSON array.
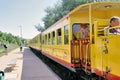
[[57, 28, 62, 45], [52, 31, 55, 45], [64, 25, 69, 44]]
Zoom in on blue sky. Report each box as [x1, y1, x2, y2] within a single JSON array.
[[0, 0, 58, 39]]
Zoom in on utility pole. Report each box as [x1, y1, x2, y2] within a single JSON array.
[[20, 26, 22, 41], [19, 25, 23, 51]]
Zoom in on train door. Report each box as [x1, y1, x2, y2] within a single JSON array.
[[71, 23, 81, 65], [71, 23, 90, 68], [93, 19, 109, 76]]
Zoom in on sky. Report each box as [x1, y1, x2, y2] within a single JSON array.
[[0, 0, 58, 39]]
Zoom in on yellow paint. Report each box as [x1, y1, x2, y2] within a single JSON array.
[[30, 2, 120, 77]]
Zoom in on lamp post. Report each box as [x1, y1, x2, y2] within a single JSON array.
[[20, 26, 22, 41], [19, 25, 23, 51]]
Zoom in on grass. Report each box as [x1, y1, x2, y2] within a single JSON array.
[[0, 48, 4, 57], [0, 53, 4, 57], [0, 45, 18, 57], [0, 47, 4, 57]]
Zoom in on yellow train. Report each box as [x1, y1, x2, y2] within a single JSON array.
[[30, 2, 120, 80]]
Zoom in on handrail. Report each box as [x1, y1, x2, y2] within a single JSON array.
[[71, 38, 90, 65]]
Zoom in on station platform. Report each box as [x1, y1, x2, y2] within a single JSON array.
[[0, 47, 60, 80]]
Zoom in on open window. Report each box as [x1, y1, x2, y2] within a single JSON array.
[[64, 25, 69, 44], [42, 35, 44, 44], [48, 33, 51, 45], [52, 31, 55, 44], [107, 26, 120, 35], [57, 28, 62, 44], [72, 24, 81, 40], [45, 34, 47, 44], [72, 23, 89, 40]]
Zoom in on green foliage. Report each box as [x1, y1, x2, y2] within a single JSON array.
[[42, 0, 94, 29], [36, 0, 120, 31], [34, 23, 45, 32], [94, 0, 120, 1], [0, 31, 21, 45]]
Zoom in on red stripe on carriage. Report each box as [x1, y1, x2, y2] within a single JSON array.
[[94, 68, 120, 80]]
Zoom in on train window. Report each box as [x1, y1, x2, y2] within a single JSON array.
[[57, 28, 62, 44], [42, 35, 44, 44], [72, 24, 81, 39], [72, 23, 90, 39], [52, 31, 55, 44], [40, 34, 42, 43], [64, 25, 69, 44], [45, 34, 47, 44], [82, 24, 90, 38], [48, 33, 51, 45]]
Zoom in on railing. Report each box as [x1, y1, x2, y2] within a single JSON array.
[[71, 38, 90, 65]]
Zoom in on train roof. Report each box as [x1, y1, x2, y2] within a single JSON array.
[[42, 2, 120, 34], [70, 2, 120, 14]]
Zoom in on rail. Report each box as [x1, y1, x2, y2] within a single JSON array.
[[71, 38, 90, 66]]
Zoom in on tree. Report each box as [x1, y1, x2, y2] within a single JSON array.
[[94, 0, 120, 1], [42, 0, 94, 29], [0, 30, 21, 46], [34, 23, 45, 32], [37, 0, 120, 30]]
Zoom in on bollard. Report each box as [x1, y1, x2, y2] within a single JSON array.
[[20, 46, 22, 52], [3, 44, 8, 55], [0, 70, 4, 80]]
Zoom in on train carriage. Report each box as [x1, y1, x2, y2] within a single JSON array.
[[30, 2, 120, 80]]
